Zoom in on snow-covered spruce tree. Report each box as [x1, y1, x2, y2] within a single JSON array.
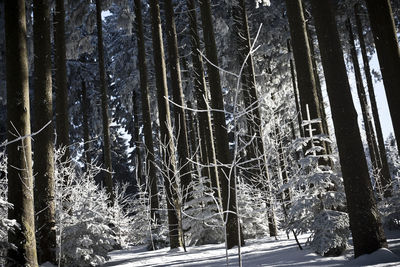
[[281, 115, 349, 256], [54, 147, 134, 266]]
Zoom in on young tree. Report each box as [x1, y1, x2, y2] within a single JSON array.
[[133, 0, 160, 223], [164, 0, 193, 204], [4, 0, 38, 265], [33, 0, 56, 263], [309, 0, 387, 257], [95, 0, 114, 203], [149, 0, 183, 249], [354, 4, 392, 197], [81, 79, 91, 164], [198, 0, 242, 249], [365, 0, 400, 155]]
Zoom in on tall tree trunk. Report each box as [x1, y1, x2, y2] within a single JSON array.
[[33, 0, 56, 264], [164, 0, 193, 205], [287, 39, 304, 138], [232, 0, 276, 237], [309, 0, 387, 258], [95, 0, 114, 203], [285, 0, 324, 152], [186, 0, 220, 200], [365, 0, 400, 155], [5, 1, 38, 265], [54, 0, 69, 156], [81, 79, 91, 165], [354, 4, 392, 198], [133, 0, 160, 223], [149, 0, 183, 249], [132, 91, 143, 187], [198, 0, 242, 249], [346, 18, 386, 196]]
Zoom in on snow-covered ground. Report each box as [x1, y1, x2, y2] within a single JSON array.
[[103, 230, 400, 266]]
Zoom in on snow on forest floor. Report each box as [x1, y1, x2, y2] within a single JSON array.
[[103, 230, 400, 267]]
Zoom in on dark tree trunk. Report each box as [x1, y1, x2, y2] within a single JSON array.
[[149, 0, 183, 249], [355, 4, 392, 197], [132, 91, 143, 187], [133, 0, 160, 223], [198, 0, 242, 249], [186, 0, 220, 200], [287, 39, 304, 138], [81, 79, 91, 165], [232, 0, 276, 237], [5, 0, 38, 265], [309, 0, 387, 258], [95, 0, 114, 203], [346, 18, 386, 196], [33, 0, 56, 264], [164, 0, 193, 205], [285, 0, 324, 149], [365, 0, 400, 156], [54, 0, 69, 157]]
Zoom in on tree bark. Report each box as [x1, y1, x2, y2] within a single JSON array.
[[354, 4, 392, 198], [133, 0, 160, 223], [365, 0, 400, 155], [149, 0, 183, 249], [309, 0, 387, 257], [186, 0, 220, 200], [5, 0, 38, 265], [54, 0, 70, 156], [164, 0, 193, 205], [132, 90, 143, 187], [33, 0, 56, 264], [95, 0, 114, 204], [346, 18, 386, 197], [198, 0, 242, 249]]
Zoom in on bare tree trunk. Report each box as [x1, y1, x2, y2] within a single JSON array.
[[354, 4, 392, 198], [5, 1, 38, 265], [133, 0, 160, 223], [232, 0, 276, 237], [95, 0, 114, 203], [346, 18, 385, 196], [132, 91, 143, 187], [54, 0, 70, 157], [164, 0, 193, 205], [309, 0, 387, 258], [33, 0, 56, 264], [186, 0, 220, 200], [149, 0, 183, 249], [198, 0, 242, 249], [365, 0, 400, 155]]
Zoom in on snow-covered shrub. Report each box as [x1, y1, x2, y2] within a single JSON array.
[[183, 176, 224, 246], [237, 182, 270, 239], [55, 148, 133, 266], [0, 147, 19, 264], [379, 190, 400, 230], [310, 210, 350, 256]]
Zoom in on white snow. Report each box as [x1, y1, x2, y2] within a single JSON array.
[[103, 231, 400, 267]]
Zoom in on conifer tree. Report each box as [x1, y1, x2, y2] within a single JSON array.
[[5, 0, 38, 265], [309, 0, 387, 257], [133, 0, 160, 223], [33, 0, 56, 263], [149, 0, 183, 249], [365, 0, 400, 155], [95, 0, 114, 203]]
